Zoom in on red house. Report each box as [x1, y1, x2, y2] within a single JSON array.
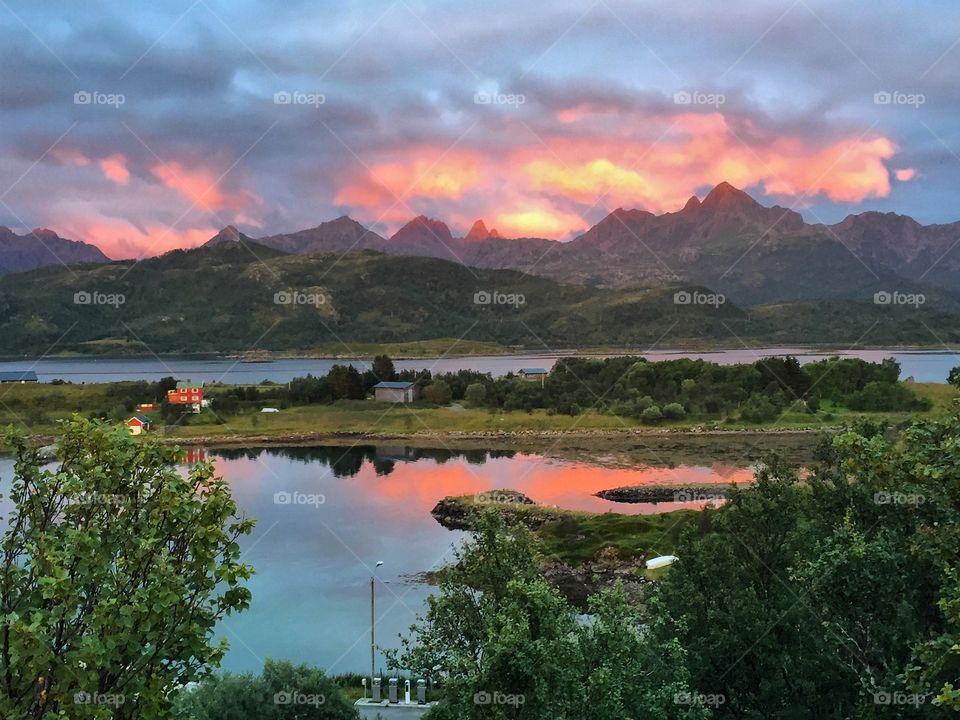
[[168, 381, 204, 412]]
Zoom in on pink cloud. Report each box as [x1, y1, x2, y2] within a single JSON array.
[[895, 167, 917, 182], [63, 216, 216, 259], [151, 161, 257, 213], [98, 154, 130, 185], [51, 147, 92, 167], [334, 112, 901, 238], [335, 150, 488, 224]]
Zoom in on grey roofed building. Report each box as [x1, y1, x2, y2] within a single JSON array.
[[373, 380, 420, 403], [0, 371, 38, 383], [517, 367, 548, 383]]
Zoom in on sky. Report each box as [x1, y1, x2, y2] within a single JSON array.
[[0, 0, 958, 258]]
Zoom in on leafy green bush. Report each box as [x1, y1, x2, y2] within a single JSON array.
[[739, 394, 780, 423], [846, 381, 930, 412], [424, 380, 453, 405], [662, 402, 686, 420], [464, 382, 486, 405], [173, 660, 357, 719], [640, 405, 663, 424], [391, 513, 706, 720]]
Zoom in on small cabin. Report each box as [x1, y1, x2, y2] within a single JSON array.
[[126, 415, 151, 435], [517, 368, 548, 384], [373, 381, 420, 403], [136, 403, 160, 412]]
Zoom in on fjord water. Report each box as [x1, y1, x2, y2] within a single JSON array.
[[0, 348, 956, 383], [0, 446, 756, 675], [205, 446, 752, 673]]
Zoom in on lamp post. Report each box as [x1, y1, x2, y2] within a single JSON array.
[[371, 560, 384, 688]]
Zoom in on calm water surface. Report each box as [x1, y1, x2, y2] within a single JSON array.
[[0, 445, 752, 674]]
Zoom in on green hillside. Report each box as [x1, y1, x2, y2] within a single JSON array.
[[0, 242, 958, 355]]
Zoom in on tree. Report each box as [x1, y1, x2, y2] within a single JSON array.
[[0, 417, 255, 719], [640, 405, 663, 424], [949, 365, 960, 390], [153, 376, 178, 402], [173, 659, 357, 720], [754, 356, 810, 400], [162, 398, 183, 425], [288, 374, 331, 405], [423, 380, 452, 405], [846, 381, 929, 411], [662, 402, 686, 420], [391, 512, 707, 720], [213, 394, 240, 415], [464, 382, 486, 405], [739, 394, 779, 423], [326, 365, 364, 400], [656, 463, 846, 718], [372, 354, 396, 382], [658, 415, 960, 718]]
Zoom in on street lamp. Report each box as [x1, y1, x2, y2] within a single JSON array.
[[371, 560, 384, 689]]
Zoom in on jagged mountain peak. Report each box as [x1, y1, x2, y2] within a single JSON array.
[[392, 215, 453, 242], [204, 225, 256, 247], [0, 226, 109, 275], [465, 219, 501, 241], [701, 181, 760, 210]]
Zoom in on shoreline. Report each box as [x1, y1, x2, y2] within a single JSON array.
[[17, 426, 828, 468], [1, 343, 957, 364], [157, 426, 830, 450]]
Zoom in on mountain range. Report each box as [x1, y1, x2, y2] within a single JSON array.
[[200, 182, 960, 305], [4, 182, 960, 308], [3, 238, 958, 357]]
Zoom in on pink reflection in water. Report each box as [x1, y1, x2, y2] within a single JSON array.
[[194, 449, 751, 516]]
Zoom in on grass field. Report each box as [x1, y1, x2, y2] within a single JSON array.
[[536, 509, 700, 564], [0, 380, 954, 444]]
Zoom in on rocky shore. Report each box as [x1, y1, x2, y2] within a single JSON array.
[[595, 483, 740, 503], [430, 491, 655, 606]]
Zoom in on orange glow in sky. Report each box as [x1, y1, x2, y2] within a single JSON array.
[[330, 113, 903, 240], [39, 110, 910, 253]]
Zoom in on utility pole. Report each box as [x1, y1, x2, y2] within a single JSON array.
[[371, 560, 383, 687]]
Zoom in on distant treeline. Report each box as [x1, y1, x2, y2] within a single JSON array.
[[204, 354, 931, 424]]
